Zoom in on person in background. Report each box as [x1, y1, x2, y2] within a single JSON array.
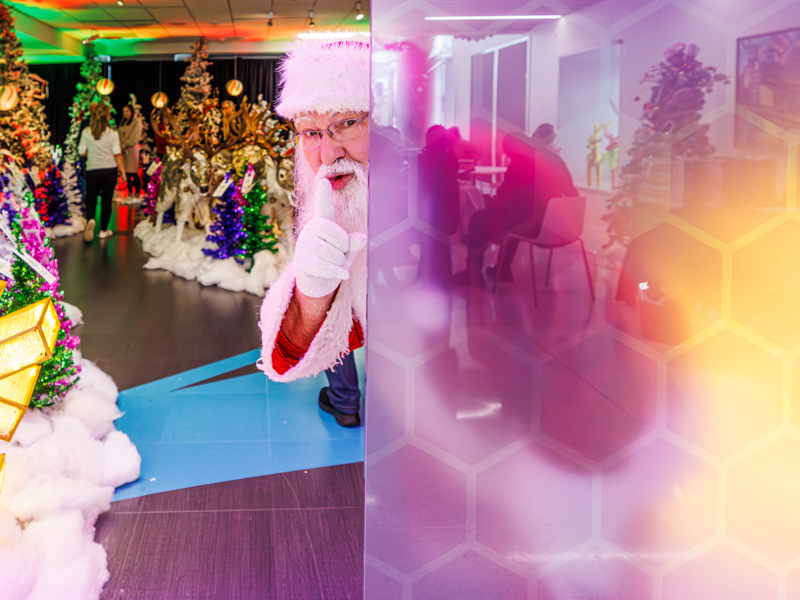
[[79, 101, 125, 242], [419, 125, 460, 280], [118, 104, 143, 201], [446, 126, 481, 163], [486, 124, 577, 282], [453, 133, 536, 286]]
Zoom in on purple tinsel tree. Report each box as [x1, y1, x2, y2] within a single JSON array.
[[203, 174, 246, 263], [34, 162, 71, 228], [141, 162, 175, 224], [141, 162, 162, 216]]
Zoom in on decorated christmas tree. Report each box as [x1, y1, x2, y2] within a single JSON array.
[[60, 157, 85, 222], [176, 37, 214, 117], [0, 198, 81, 407], [64, 43, 103, 165], [0, 1, 51, 169], [603, 42, 729, 247], [240, 165, 278, 261], [203, 174, 246, 263], [34, 160, 71, 228]]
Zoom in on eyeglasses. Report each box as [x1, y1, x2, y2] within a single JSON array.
[[294, 113, 369, 150]]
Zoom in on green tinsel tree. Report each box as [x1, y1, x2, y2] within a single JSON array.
[[241, 177, 278, 261], [0, 198, 81, 407], [0, 1, 51, 169], [603, 42, 730, 247], [64, 43, 103, 164]]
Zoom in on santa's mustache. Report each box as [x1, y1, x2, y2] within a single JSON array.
[[315, 158, 367, 183]]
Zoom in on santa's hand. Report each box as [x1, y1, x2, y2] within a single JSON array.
[[294, 179, 367, 298]]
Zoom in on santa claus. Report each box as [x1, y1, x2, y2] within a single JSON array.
[[257, 35, 369, 428]]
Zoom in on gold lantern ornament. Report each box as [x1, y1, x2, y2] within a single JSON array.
[[226, 79, 243, 97], [96, 77, 115, 96], [0, 281, 61, 443], [151, 91, 168, 109], [0, 85, 18, 112]]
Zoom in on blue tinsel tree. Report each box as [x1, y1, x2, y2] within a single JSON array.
[[34, 162, 71, 228], [203, 173, 246, 263]]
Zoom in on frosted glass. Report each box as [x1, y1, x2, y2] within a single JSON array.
[[365, 0, 800, 598]]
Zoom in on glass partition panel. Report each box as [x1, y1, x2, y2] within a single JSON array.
[[366, 1, 800, 597]]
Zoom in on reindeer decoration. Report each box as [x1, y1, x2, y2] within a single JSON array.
[[150, 96, 294, 245], [587, 122, 611, 187]]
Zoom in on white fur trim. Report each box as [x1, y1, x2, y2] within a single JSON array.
[[257, 260, 359, 382], [276, 35, 370, 120]]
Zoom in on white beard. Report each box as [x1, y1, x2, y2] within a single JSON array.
[[294, 153, 368, 327]]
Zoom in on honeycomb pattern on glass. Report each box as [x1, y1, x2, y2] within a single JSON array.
[[365, 0, 800, 597]]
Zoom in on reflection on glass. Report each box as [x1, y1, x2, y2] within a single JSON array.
[[366, 1, 800, 598]]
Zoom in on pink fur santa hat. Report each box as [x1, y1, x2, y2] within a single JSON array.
[[275, 34, 370, 121]]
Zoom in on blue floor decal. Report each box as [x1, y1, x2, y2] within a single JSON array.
[[113, 348, 366, 501]]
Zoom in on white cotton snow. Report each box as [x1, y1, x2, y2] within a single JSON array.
[[0, 358, 141, 600], [61, 302, 84, 327], [134, 220, 289, 296]]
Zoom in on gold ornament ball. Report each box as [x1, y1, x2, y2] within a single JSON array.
[[226, 79, 243, 97], [0, 86, 19, 111], [96, 78, 115, 96], [151, 92, 168, 108]]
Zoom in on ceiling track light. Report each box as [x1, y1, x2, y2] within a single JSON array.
[[308, 9, 315, 27], [82, 32, 100, 45], [117, 0, 123, 5], [267, 10, 274, 26], [355, 1, 363, 20]]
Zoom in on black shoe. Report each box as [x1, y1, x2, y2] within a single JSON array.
[[486, 265, 513, 282], [318, 387, 361, 428]]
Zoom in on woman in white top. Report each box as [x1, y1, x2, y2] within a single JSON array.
[[78, 101, 125, 241]]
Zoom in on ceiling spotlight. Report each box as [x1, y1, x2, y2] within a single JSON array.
[[117, 0, 123, 5], [355, 1, 363, 20], [268, 9, 273, 26], [308, 9, 315, 27], [82, 33, 100, 44]]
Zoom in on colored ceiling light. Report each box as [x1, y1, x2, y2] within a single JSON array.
[[226, 79, 243, 96], [0, 285, 62, 443], [0, 85, 18, 111], [308, 9, 315, 27], [424, 14, 561, 20], [96, 77, 115, 96], [355, 1, 364, 21], [151, 91, 168, 108]]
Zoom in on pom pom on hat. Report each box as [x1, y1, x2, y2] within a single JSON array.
[[275, 34, 370, 121]]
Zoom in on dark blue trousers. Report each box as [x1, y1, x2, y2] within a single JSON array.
[[325, 352, 361, 414]]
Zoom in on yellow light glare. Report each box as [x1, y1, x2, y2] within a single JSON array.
[[0, 365, 41, 441], [0, 454, 5, 493], [0, 299, 61, 375]]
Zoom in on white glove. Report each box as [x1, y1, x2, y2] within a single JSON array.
[[294, 179, 367, 298]]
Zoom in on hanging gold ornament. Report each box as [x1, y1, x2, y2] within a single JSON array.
[[151, 92, 168, 108], [96, 78, 115, 96], [226, 79, 243, 97], [0, 85, 18, 111]]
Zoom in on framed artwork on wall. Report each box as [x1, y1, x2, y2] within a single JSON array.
[[736, 26, 800, 150]]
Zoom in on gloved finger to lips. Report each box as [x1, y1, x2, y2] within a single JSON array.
[[313, 220, 349, 253], [314, 179, 336, 222]]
